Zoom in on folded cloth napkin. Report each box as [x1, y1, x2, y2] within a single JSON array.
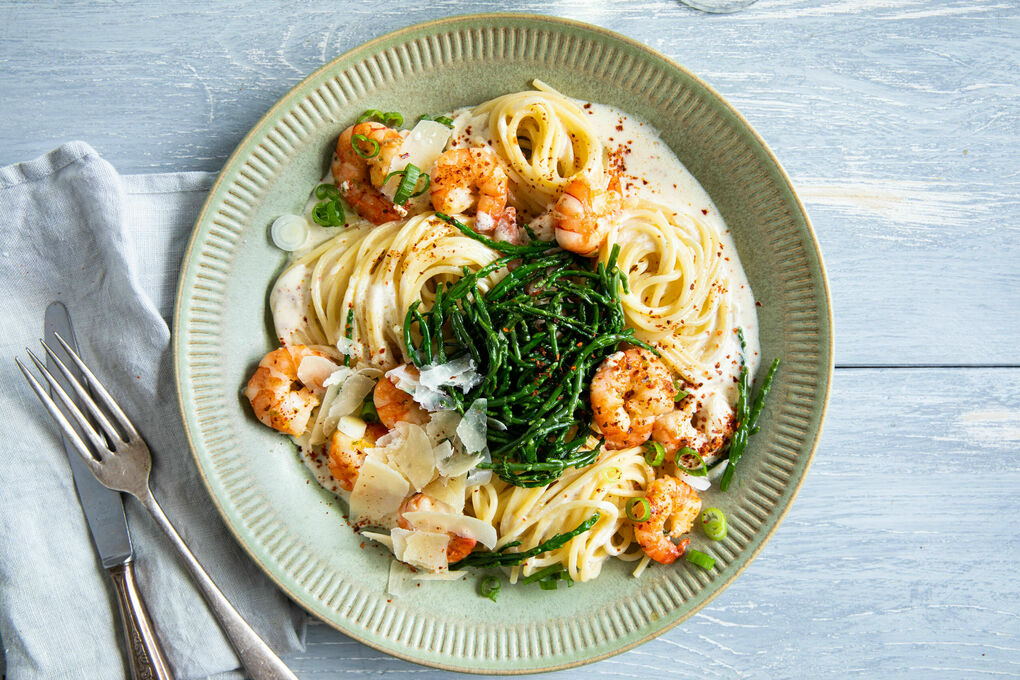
[[0, 142, 306, 679]]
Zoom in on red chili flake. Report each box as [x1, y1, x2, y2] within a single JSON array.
[[701, 208, 709, 215]]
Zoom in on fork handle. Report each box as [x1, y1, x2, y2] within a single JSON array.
[[138, 489, 299, 680], [108, 558, 174, 680]]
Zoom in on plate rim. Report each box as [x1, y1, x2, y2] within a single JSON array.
[[172, 11, 834, 673]]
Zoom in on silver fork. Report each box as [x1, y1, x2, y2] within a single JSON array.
[[18, 335, 298, 680]]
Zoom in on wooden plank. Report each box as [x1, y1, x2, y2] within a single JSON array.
[[281, 366, 1020, 678], [0, 1, 1016, 365]]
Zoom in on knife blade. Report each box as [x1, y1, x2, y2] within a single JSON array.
[[45, 302, 173, 680], [45, 301, 133, 566]]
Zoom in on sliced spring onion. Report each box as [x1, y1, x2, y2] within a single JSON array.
[[410, 172, 431, 197], [311, 199, 345, 227], [351, 133, 380, 159], [673, 380, 689, 401], [382, 111, 404, 127], [420, 113, 454, 128], [700, 507, 727, 541], [685, 548, 716, 570], [643, 441, 665, 467], [602, 466, 622, 482], [357, 109, 383, 124], [270, 214, 309, 251], [625, 497, 651, 522], [314, 183, 340, 200], [480, 575, 500, 602], [360, 396, 379, 423], [678, 446, 708, 476], [385, 164, 425, 205]]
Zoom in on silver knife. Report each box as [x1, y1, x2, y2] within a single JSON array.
[[45, 302, 173, 680]]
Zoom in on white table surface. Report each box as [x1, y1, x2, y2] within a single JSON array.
[[1, 1, 1018, 678]]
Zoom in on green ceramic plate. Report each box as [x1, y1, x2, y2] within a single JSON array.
[[174, 14, 832, 673]]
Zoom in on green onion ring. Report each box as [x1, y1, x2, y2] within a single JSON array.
[[685, 548, 716, 570], [480, 575, 500, 602], [625, 497, 651, 522], [678, 446, 708, 476], [356, 108, 383, 124], [325, 200, 344, 226], [391, 163, 422, 205], [643, 441, 665, 467], [700, 507, 727, 541], [410, 172, 431, 197], [314, 183, 340, 200], [381, 111, 403, 127], [351, 134, 380, 159]]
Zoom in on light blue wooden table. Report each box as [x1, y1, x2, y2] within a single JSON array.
[[1, 1, 1017, 678]]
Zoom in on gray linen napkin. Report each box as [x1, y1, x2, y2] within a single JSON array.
[[0, 143, 306, 679]]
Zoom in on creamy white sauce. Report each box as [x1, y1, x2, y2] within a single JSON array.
[[269, 263, 312, 346], [582, 102, 761, 398], [275, 99, 761, 403]]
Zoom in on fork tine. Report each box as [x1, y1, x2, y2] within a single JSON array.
[[53, 333, 140, 440], [25, 350, 112, 457], [17, 358, 103, 475], [40, 339, 123, 445]]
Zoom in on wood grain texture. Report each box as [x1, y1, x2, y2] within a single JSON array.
[[0, 0, 1018, 677], [0, 0, 1016, 365], [281, 367, 1020, 679]]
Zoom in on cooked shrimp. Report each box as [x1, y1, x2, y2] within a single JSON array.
[[590, 348, 676, 449], [327, 423, 388, 492], [553, 174, 622, 255], [429, 147, 510, 232], [398, 493, 477, 563], [633, 476, 701, 564], [244, 346, 332, 436], [374, 366, 428, 429], [492, 206, 523, 244], [653, 388, 736, 463], [332, 121, 405, 225]]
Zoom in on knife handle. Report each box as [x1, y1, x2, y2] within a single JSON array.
[[108, 559, 174, 680]]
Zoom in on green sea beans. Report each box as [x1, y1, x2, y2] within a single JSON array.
[[403, 214, 650, 487], [719, 329, 781, 491]]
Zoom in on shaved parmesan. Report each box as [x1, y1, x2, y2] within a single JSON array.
[[466, 468, 492, 486], [385, 364, 453, 412], [296, 355, 341, 398], [418, 356, 482, 393], [426, 410, 461, 445], [433, 440, 482, 477], [321, 373, 375, 435], [456, 398, 488, 455], [322, 366, 352, 389], [679, 473, 711, 491], [390, 527, 450, 572], [423, 474, 467, 512], [349, 457, 409, 527], [336, 415, 367, 440], [335, 336, 364, 359], [401, 510, 497, 549], [387, 423, 437, 491], [380, 120, 453, 199], [360, 531, 393, 549]]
